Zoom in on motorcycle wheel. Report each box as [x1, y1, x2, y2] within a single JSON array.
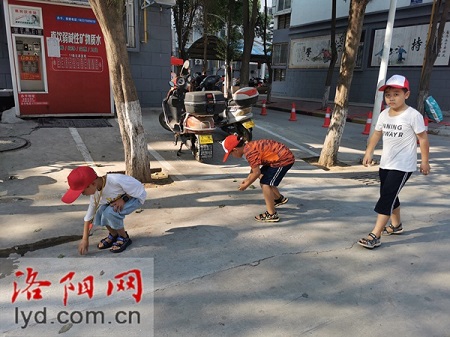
[[235, 123, 252, 141], [159, 112, 172, 132]]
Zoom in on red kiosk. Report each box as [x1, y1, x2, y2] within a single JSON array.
[[3, 0, 113, 117]]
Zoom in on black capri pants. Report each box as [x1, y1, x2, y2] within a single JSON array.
[[374, 169, 412, 216]]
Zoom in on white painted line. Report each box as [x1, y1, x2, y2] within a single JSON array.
[[70, 124, 187, 181], [147, 144, 187, 181], [255, 125, 320, 157], [69, 127, 95, 166]]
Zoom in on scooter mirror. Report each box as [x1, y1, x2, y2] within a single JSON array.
[[180, 60, 190, 76], [169, 80, 174, 87]]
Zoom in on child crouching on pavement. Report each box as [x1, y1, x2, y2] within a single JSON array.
[[358, 74, 430, 249], [222, 135, 295, 222], [62, 166, 146, 255]]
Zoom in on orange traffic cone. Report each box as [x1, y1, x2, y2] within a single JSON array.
[[289, 103, 297, 121], [260, 99, 267, 115], [322, 107, 331, 128], [362, 111, 372, 135]]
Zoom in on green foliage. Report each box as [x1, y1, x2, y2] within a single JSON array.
[[254, 6, 272, 42], [194, 0, 244, 62], [173, 0, 200, 58]]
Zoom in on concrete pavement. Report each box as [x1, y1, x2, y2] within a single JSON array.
[[1, 103, 450, 336], [256, 95, 450, 136]]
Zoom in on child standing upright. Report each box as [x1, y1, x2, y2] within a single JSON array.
[[222, 135, 295, 222], [62, 166, 146, 255], [358, 74, 430, 249]]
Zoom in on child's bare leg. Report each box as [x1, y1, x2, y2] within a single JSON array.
[[383, 207, 402, 234], [390, 207, 401, 226], [106, 225, 117, 236], [116, 228, 127, 238], [271, 186, 282, 200], [366, 214, 390, 239], [97, 226, 118, 249], [261, 184, 276, 214]]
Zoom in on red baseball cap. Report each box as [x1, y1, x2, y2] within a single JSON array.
[[379, 74, 410, 91], [222, 135, 242, 162], [61, 166, 98, 204]]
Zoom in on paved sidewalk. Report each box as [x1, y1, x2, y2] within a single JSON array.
[[1, 104, 450, 336], [256, 95, 450, 136]]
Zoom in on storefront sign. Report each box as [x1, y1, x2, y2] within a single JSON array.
[[9, 5, 42, 29], [49, 28, 104, 72], [289, 34, 345, 69], [7, 0, 112, 116], [371, 22, 450, 66], [19, 93, 48, 105]]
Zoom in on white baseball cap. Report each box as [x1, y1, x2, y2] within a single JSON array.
[[379, 74, 410, 91]]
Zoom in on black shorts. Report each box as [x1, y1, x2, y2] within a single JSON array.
[[260, 163, 293, 186], [374, 169, 412, 215]]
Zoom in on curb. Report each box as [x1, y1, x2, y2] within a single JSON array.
[[256, 102, 450, 134], [255, 104, 367, 125]]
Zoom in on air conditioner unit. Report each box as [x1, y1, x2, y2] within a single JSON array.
[[195, 59, 202, 65]]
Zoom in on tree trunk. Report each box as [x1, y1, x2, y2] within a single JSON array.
[[318, 0, 369, 168], [202, 5, 209, 74], [240, 0, 258, 86], [416, 0, 450, 114], [321, 0, 337, 110], [321, 86, 331, 109], [224, 0, 233, 97], [265, 60, 273, 103], [89, 0, 152, 182], [263, 0, 273, 103]]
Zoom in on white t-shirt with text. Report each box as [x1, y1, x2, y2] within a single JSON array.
[[84, 174, 147, 222], [375, 106, 426, 172]]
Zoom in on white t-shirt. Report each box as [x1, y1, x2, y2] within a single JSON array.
[[375, 106, 426, 172], [84, 174, 147, 222]]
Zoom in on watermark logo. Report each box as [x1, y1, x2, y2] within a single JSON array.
[[1, 258, 154, 336]]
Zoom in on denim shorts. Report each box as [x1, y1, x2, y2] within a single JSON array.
[[93, 197, 142, 230]]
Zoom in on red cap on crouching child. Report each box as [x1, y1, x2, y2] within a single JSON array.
[[222, 134, 242, 162], [379, 75, 410, 92], [61, 166, 98, 204]]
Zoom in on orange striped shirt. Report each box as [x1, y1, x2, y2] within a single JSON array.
[[244, 139, 295, 168]]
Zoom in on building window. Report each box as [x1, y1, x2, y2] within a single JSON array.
[[278, 0, 291, 11], [273, 43, 288, 65], [124, 0, 138, 50], [277, 14, 290, 29], [355, 31, 365, 69], [273, 69, 286, 81]]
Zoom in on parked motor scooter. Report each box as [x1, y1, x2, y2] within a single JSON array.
[[159, 61, 215, 162], [213, 87, 259, 141], [191, 74, 258, 140]]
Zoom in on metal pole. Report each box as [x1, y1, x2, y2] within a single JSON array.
[[369, 0, 397, 137]]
